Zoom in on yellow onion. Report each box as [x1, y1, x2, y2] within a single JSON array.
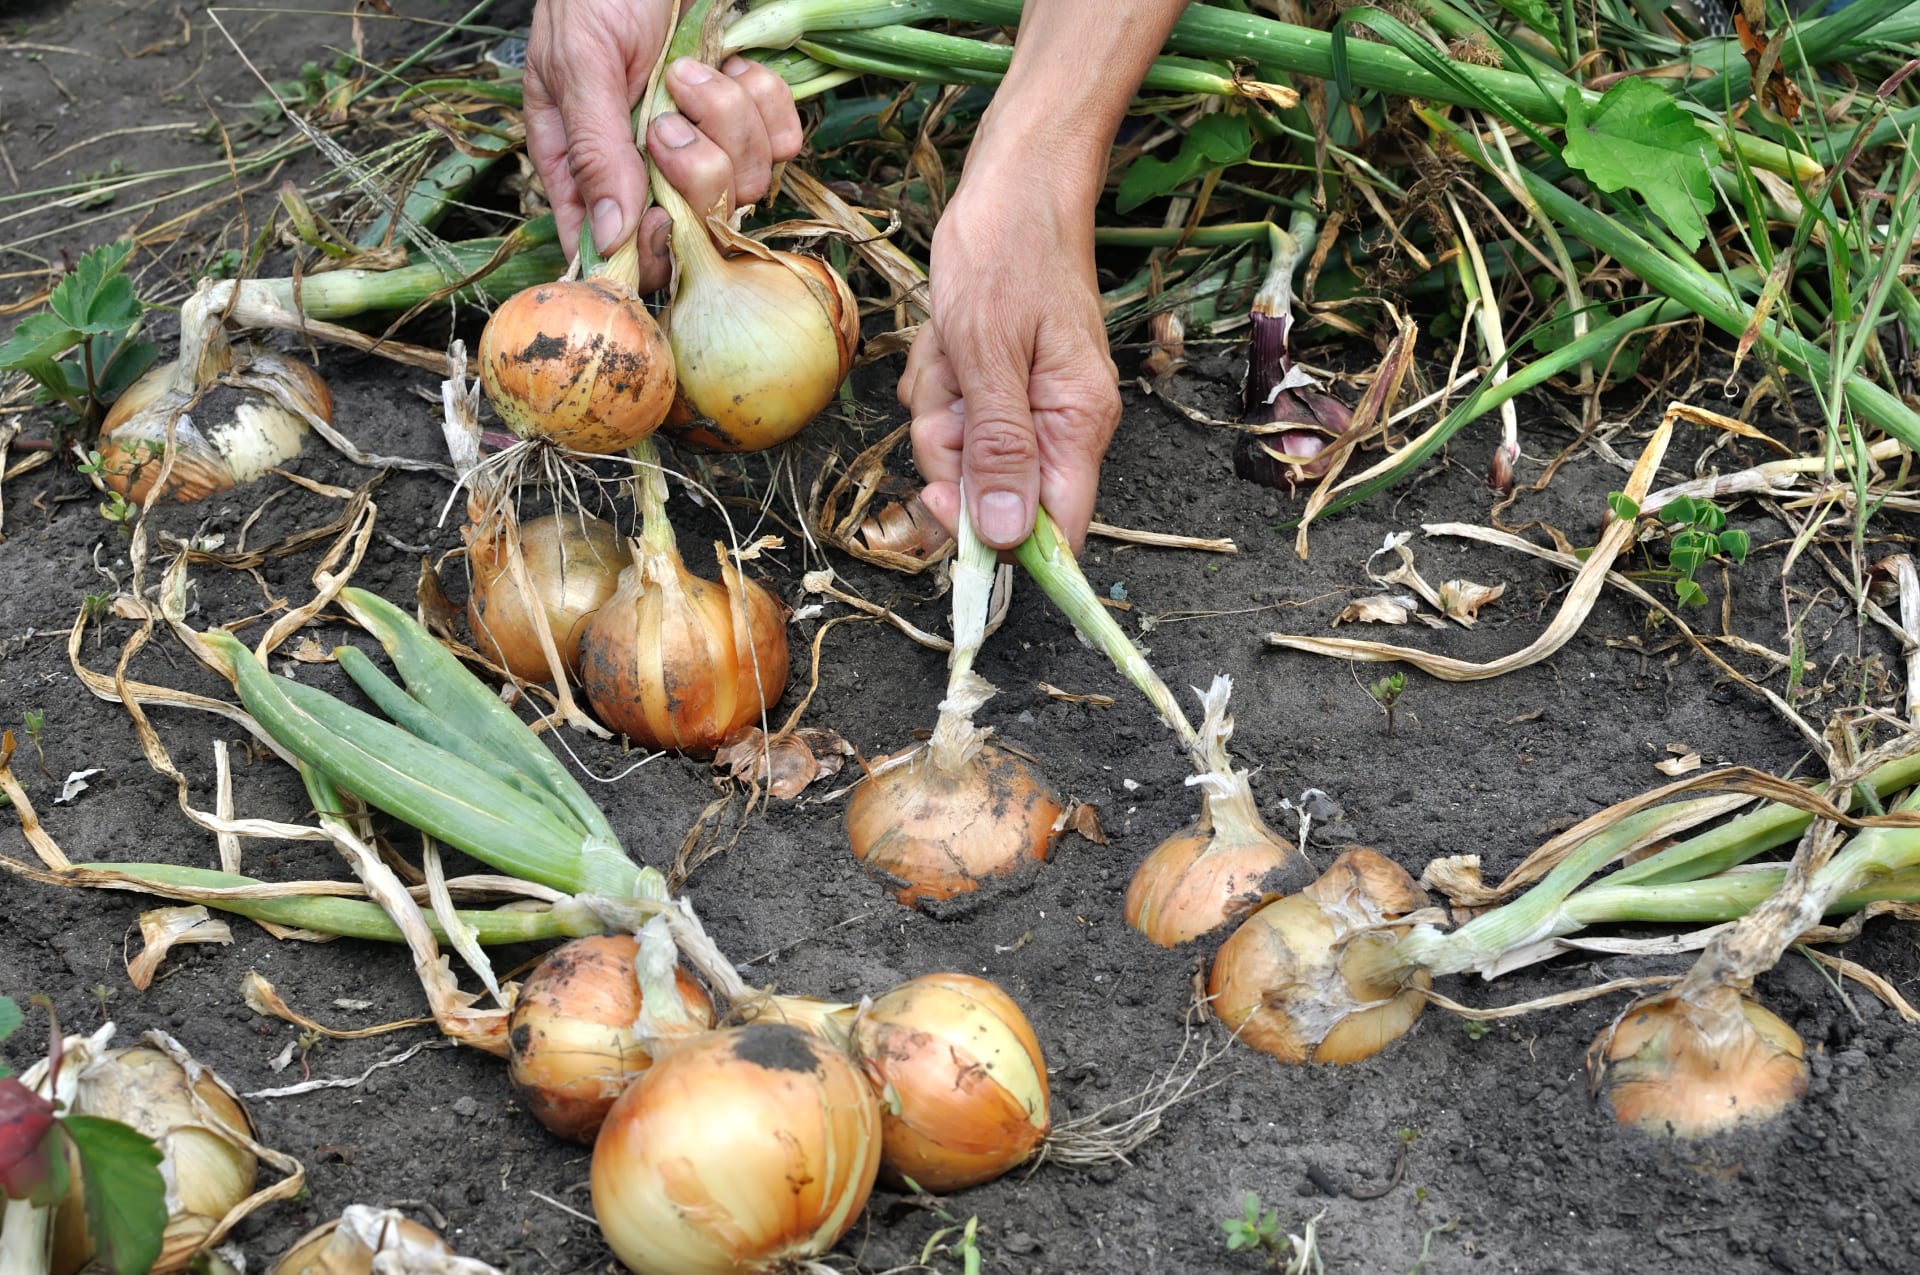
[[477, 276, 676, 454], [52, 1042, 257, 1274], [852, 974, 1049, 1192], [507, 933, 714, 1143], [271, 1205, 465, 1275], [1588, 988, 1807, 1137], [1209, 847, 1431, 1065], [590, 1023, 882, 1275], [1127, 676, 1310, 946], [466, 511, 624, 682]]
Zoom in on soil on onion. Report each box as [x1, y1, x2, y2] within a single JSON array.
[[3, 5, 1916, 1274]]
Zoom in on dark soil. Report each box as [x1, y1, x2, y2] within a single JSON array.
[[4, 5, 1918, 1274]]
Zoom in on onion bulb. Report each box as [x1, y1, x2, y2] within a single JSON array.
[[579, 439, 788, 755], [507, 932, 714, 1143], [52, 1041, 257, 1274], [466, 511, 623, 682], [1588, 988, 1807, 1137], [1126, 676, 1310, 946], [476, 276, 676, 455], [97, 287, 325, 504], [590, 1023, 882, 1275], [272, 1205, 491, 1275], [853, 974, 1049, 1192], [1209, 847, 1430, 1065]]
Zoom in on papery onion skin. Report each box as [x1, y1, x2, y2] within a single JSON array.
[[52, 1046, 258, 1275], [478, 279, 676, 455], [579, 548, 790, 757], [270, 1211, 452, 1275], [666, 253, 859, 453], [1592, 993, 1807, 1138], [844, 745, 1063, 906], [98, 350, 324, 504], [590, 1023, 882, 1275], [1124, 825, 1301, 947], [507, 934, 714, 1143], [467, 511, 624, 682], [853, 973, 1050, 1192]]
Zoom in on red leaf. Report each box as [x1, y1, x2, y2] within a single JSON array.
[[0, 1076, 58, 1199]]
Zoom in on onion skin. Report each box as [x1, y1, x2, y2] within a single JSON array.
[[467, 511, 624, 682], [579, 544, 790, 757], [1590, 990, 1807, 1137], [478, 279, 676, 454], [1124, 824, 1303, 947], [844, 744, 1062, 906], [853, 974, 1050, 1192], [506, 934, 714, 1144], [271, 1210, 452, 1275], [666, 252, 859, 453], [1209, 848, 1430, 1065], [590, 1023, 882, 1275]]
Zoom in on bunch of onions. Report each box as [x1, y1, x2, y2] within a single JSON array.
[[851, 973, 1049, 1192], [506, 929, 713, 1143], [98, 287, 327, 504], [846, 509, 1062, 904], [51, 1039, 258, 1274], [272, 1205, 498, 1275], [590, 1022, 881, 1275], [1124, 675, 1311, 946], [579, 437, 789, 755], [466, 510, 623, 682], [1208, 848, 1431, 1065]]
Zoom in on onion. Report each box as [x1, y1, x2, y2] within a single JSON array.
[[272, 1205, 483, 1275], [476, 276, 676, 455], [1126, 677, 1310, 946], [1589, 988, 1807, 1137], [507, 933, 714, 1143], [852, 974, 1049, 1192], [97, 288, 326, 504], [467, 511, 623, 682], [52, 1043, 257, 1274], [590, 1023, 881, 1275], [1209, 847, 1430, 1065], [579, 440, 789, 755]]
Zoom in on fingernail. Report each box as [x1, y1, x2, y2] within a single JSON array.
[[722, 55, 752, 77], [975, 490, 1028, 546], [590, 199, 623, 253], [949, 398, 966, 418], [672, 57, 714, 84], [654, 112, 697, 149]]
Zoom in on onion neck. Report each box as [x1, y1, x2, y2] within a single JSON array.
[[628, 436, 681, 561], [927, 502, 996, 773]]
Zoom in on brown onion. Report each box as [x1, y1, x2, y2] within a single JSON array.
[[590, 1023, 881, 1275], [477, 277, 676, 455], [1588, 988, 1807, 1137], [506, 933, 714, 1143], [270, 1206, 465, 1275], [1209, 847, 1430, 1065], [853, 973, 1049, 1192], [466, 511, 623, 682]]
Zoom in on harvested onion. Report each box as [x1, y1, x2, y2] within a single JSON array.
[[579, 438, 789, 755], [1126, 677, 1309, 946], [272, 1205, 495, 1275], [853, 973, 1049, 1192], [1590, 989, 1807, 1138], [1209, 847, 1430, 1065], [476, 275, 676, 455], [590, 1023, 881, 1275], [466, 510, 623, 682], [507, 932, 713, 1143]]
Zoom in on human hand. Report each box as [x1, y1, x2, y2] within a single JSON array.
[[524, 0, 803, 289], [901, 171, 1121, 553]]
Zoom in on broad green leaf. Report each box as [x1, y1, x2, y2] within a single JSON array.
[[0, 996, 20, 1044], [1116, 114, 1254, 213], [63, 1114, 168, 1275], [0, 312, 82, 377], [1561, 79, 1716, 251], [1719, 528, 1751, 564], [1606, 492, 1641, 521], [1492, 0, 1558, 40], [97, 338, 159, 402], [1675, 578, 1708, 607]]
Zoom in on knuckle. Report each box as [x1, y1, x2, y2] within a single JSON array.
[[965, 421, 1039, 472]]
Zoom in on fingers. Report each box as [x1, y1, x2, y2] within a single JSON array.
[[651, 57, 799, 210], [722, 56, 805, 165], [953, 348, 1042, 551], [548, 52, 651, 256]]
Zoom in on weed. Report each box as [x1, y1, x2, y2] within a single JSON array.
[[1369, 671, 1407, 736], [1610, 492, 1749, 608], [1223, 1193, 1325, 1273], [0, 241, 157, 434]]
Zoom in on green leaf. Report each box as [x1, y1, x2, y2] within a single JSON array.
[[0, 997, 20, 1045], [96, 338, 159, 403], [1719, 528, 1751, 564], [1116, 114, 1254, 213], [1560, 79, 1716, 251], [62, 1114, 168, 1275], [0, 312, 82, 387], [1675, 578, 1708, 607], [1606, 492, 1640, 521], [1491, 0, 1558, 39]]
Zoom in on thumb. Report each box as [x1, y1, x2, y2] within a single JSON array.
[[555, 54, 649, 255], [953, 349, 1041, 551]]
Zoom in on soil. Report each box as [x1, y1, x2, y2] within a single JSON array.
[[3, 4, 1918, 1274]]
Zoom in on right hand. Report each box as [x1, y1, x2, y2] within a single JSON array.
[[524, 0, 804, 289]]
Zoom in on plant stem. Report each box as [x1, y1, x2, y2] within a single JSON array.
[[629, 436, 679, 558]]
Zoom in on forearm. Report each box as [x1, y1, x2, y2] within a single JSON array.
[[966, 0, 1192, 204]]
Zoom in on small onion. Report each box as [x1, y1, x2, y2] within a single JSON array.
[[52, 1044, 257, 1274], [271, 1206, 460, 1275], [845, 743, 1062, 906], [590, 1023, 882, 1275], [1589, 989, 1807, 1137], [507, 934, 714, 1143], [477, 278, 676, 455], [853, 973, 1049, 1192], [466, 511, 624, 682], [1209, 847, 1430, 1065]]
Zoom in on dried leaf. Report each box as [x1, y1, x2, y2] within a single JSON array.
[[1057, 801, 1108, 845], [1334, 595, 1426, 627], [418, 556, 464, 641], [54, 768, 105, 805], [127, 906, 233, 991], [242, 971, 434, 1040], [1655, 751, 1703, 777], [288, 637, 334, 664], [713, 726, 854, 800], [1437, 579, 1505, 626], [1037, 681, 1116, 707], [856, 495, 952, 563]]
